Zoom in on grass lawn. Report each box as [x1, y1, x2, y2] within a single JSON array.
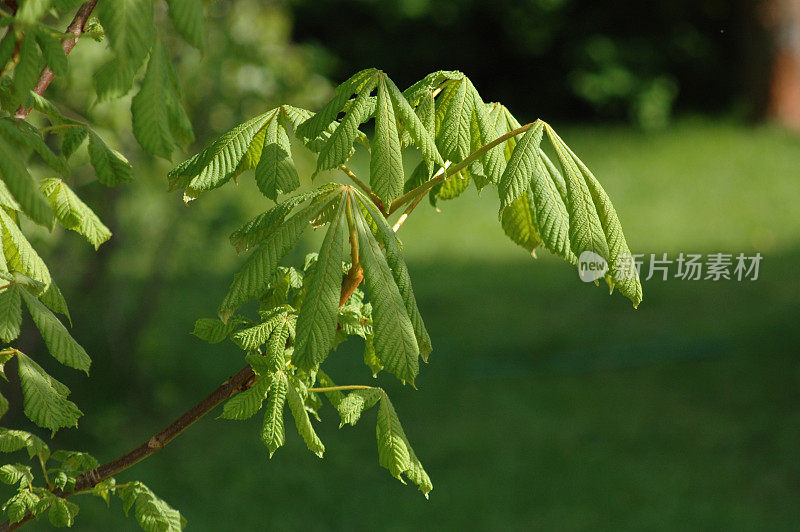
[[14, 119, 800, 530]]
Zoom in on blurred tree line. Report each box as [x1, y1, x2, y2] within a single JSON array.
[[289, 0, 784, 129]]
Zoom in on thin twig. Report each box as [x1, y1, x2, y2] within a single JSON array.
[[13, 0, 99, 120], [307, 385, 374, 393], [387, 121, 538, 215]]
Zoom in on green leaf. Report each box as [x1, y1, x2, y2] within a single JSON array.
[[498, 122, 543, 210], [48, 497, 79, 528], [220, 377, 270, 421], [168, 111, 274, 195], [296, 68, 377, 141], [286, 377, 325, 457], [40, 178, 111, 249], [132, 39, 193, 159], [316, 74, 377, 172], [218, 195, 334, 322], [17, 352, 82, 433], [88, 133, 133, 186], [95, 0, 154, 70], [0, 285, 21, 343], [0, 428, 49, 460], [0, 208, 52, 287], [0, 136, 53, 227], [293, 194, 347, 371], [337, 388, 381, 427], [34, 27, 67, 77], [117, 481, 184, 532], [376, 392, 432, 496], [0, 463, 33, 487], [15, 0, 52, 24], [468, 82, 506, 185], [231, 308, 286, 352], [530, 151, 575, 263], [261, 371, 287, 457], [3, 490, 38, 523], [386, 76, 443, 171], [435, 77, 471, 163], [191, 316, 243, 344], [370, 75, 405, 205], [354, 207, 419, 384], [402, 70, 464, 104], [20, 289, 90, 373], [0, 118, 69, 176], [61, 126, 88, 159], [544, 125, 610, 263], [93, 58, 138, 101], [500, 188, 541, 255], [166, 0, 206, 50], [11, 34, 42, 107], [254, 114, 300, 201], [357, 195, 432, 361]]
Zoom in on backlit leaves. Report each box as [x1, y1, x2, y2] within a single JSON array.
[[17, 352, 82, 433]]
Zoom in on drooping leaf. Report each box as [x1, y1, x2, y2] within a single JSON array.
[[0, 136, 53, 227], [498, 121, 543, 210], [337, 388, 381, 427], [370, 75, 405, 205], [0, 285, 22, 343], [261, 371, 287, 457], [500, 188, 542, 255], [286, 377, 325, 457], [95, 0, 154, 71], [293, 194, 347, 371], [34, 27, 68, 77], [166, 0, 206, 50], [0, 118, 69, 176], [530, 152, 575, 263], [48, 497, 79, 528], [376, 392, 432, 496], [3, 490, 39, 524], [0, 428, 49, 460], [132, 39, 193, 159], [117, 481, 184, 532], [88, 133, 133, 186], [11, 34, 42, 108], [231, 307, 286, 352], [40, 178, 111, 249], [435, 77, 471, 163], [354, 208, 419, 384], [254, 114, 300, 201], [20, 289, 91, 373], [16, 352, 82, 433], [386, 76, 443, 172], [0, 208, 52, 287]]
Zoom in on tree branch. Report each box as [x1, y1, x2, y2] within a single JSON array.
[[13, 0, 99, 120]]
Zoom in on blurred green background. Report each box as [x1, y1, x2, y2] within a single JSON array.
[[3, 0, 800, 529]]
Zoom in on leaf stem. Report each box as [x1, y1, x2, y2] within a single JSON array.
[[338, 165, 386, 215], [387, 121, 538, 215], [307, 385, 374, 393]]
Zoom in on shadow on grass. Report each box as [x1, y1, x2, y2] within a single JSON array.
[[16, 247, 800, 531]]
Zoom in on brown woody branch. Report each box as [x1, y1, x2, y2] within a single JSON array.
[[13, 0, 99, 120]]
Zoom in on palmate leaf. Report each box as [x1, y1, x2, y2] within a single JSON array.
[[20, 289, 91, 373], [0, 428, 49, 460], [285, 377, 325, 458], [117, 481, 184, 532], [353, 205, 419, 385], [132, 39, 193, 159], [218, 190, 337, 322], [231, 307, 286, 352], [40, 178, 111, 249], [166, 0, 206, 50], [261, 371, 287, 457], [376, 392, 432, 496], [356, 193, 432, 360], [3, 490, 39, 524], [16, 352, 82, 433], [292, 193, 348, 371], [0, 136, 53, 227]]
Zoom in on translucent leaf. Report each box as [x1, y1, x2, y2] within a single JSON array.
[[3, 490, 38, 523], [0, 208, 52, 287], [48, 497, 79, 528], [117, 481, 184, 532], [0, 463, 33, 487], [88, 133, 133, 186], [531, 152, 575, 263], [498, 122, 543, 210], [435, 77, 471, 163], [286, 376, 325, 458], [166, 0, 206, 50], [369, 75, 405, 206], [0, 284, 21, 343], [231, 307, 286, 352], [354, 208, 419, 384], [17, 352, 82, 433], [0, 118, 69, 176], [376, 392, 432, 496], [500, 188, 541, 254], [40, 178, 111, 249], [357, 195, 432, 361], [95, 0, 154, 71], [293, 194, 347, 371], [261, 371, 287, 457], [168, 111, 274, 194], [0, 135, 53, 227], [0, 428, 49, 460], [93, 58, 138, 101], [20, 289, 91, 373], [468, 81, 506, 184]]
